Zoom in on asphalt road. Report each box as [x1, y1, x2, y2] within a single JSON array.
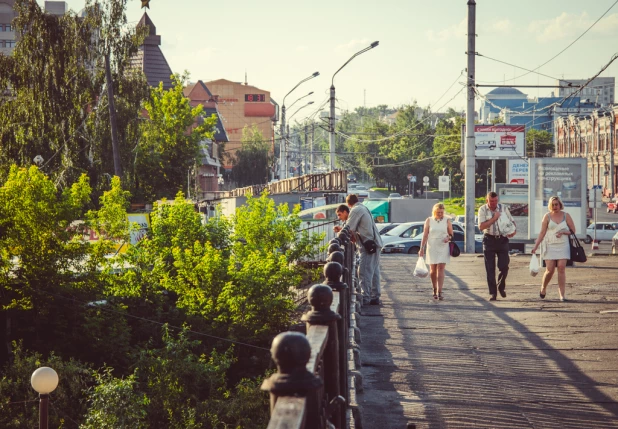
[[357, 253, 618, 429]]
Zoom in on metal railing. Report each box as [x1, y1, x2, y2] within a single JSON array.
[[261, 226, 363, 428]]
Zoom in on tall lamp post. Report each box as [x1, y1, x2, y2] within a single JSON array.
[[329, 41, 379, 171], [280, 72, 319, 180], [31, 367, 59, 429]]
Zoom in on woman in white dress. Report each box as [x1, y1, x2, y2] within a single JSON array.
[[531, 196, 576, 301], [419, 203, 454, 300]]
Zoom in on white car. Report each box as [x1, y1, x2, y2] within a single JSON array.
[[381, 221, 464, 246], [388, 193, 403, 199], [584, 222, 618, 243]]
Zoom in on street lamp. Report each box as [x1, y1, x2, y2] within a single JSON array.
[[280, 72, 319, 180], [329, 41, 379, 171], [31, 367, 59, 429]]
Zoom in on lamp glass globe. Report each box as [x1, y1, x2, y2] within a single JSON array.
[[31, 367, 59, 394]]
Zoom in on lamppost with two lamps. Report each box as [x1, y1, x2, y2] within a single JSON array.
[[329, 41, 379, 171]]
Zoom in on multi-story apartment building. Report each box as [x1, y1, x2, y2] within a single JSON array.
[[557, 77, 615, 106], [0, 0, 16, 56], [554, 108, 617, 197], [203, 79, 277, 170], [1, 1, 70, 56]]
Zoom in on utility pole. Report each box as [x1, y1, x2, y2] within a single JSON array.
[[310, 123, 315, 174], [280, 106, 287, 180], [105, 54, 122, 178], [464, 0, 476, 254], [304, 125, 308, 175]]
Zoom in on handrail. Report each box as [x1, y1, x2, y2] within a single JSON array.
[[262, 226, 362, 428]]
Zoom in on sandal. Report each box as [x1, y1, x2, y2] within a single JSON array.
[[540, 285, 546, 299], [438, 293, 443, 301], [433, 293, 438, 300]]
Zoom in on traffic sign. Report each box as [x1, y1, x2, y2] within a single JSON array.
[[423, 176, 429, 184], [411, 176, 416, 183], [438, 176, 450, 192], [407, 174, 413, 180]]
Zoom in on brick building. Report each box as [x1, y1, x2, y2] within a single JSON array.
[[203, 79, 277, 170], [554, 108, 617, 197]]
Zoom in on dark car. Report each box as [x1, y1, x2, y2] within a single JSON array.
[[382, 231, 482, 254]]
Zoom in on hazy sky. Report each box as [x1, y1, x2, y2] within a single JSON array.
[[45, 0, 618, 117]]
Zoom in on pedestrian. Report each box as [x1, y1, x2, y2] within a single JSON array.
[[478, 191, 517, 301], [345, 194, 383, 305], [333, 204, 350, 234], [419, 202, 453, 300], [530, 196, 576, 302]]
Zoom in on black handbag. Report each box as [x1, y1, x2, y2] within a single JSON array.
[[569, 230, 587, 263], [359, 237, 378, 254], [449, 241, 460, 257]]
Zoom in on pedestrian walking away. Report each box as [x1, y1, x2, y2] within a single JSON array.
[[419, 203, 453, 300], [478, 191, 517, 301], [531, 196, 576, 302], [345, 194, 383, 305]]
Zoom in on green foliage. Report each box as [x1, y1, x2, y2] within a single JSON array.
[[526, 128, 554, 157], [0, 343, 93, 429], [230, 125, 272, 187], [82, 368, 149, 429], [0, 0, 148, 193], [136, 72, 217, 201]]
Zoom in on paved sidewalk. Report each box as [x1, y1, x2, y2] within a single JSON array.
[[358, 254, 618, 429]]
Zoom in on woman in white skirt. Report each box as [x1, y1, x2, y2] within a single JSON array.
[[419, 203, 454, 300], [531, 196, 576, 301]]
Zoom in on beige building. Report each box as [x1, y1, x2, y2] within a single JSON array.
[[557, 77, 615, 106], [203, 79, 276, 169]]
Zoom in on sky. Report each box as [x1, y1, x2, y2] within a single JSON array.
[[44, 0, 618, 117]]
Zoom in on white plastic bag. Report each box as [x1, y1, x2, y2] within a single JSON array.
[[413, 256, 429, 278], [529, 253, 540, 277]]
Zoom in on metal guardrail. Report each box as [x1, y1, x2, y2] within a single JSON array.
[[224, 171, 347, 198]]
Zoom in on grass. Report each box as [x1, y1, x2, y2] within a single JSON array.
[[443, 197, 486, 216]]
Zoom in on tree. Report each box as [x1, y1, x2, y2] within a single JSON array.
[[526, 128, 554, 157], [231, 125, 272, 187], [136, 73, 217, 201], [0, 0, 149, 198], [433, 116, 464, 194]]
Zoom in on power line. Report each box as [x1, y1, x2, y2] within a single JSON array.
[[478, 0, 618, 84]]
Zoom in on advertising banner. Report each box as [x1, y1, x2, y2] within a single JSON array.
[[507, 159, 528, 184], [495, 184, 528, 240], [471, 125, 525, 159], [528, 158, 587, 238]]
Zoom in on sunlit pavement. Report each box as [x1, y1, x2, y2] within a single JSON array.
[[358, 253, 618, 429]]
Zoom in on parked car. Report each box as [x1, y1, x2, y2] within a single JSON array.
[[454, 215, 479, 225], [453, 222, 483, 241], [388, 193, 403, 199], [584, 222, 618, 243], [377, 223, 400, 235], [613, 231, 618, 252], [348, 183, 360, 191], [381, 221, 464, 246], [382, 231, 483, 254]]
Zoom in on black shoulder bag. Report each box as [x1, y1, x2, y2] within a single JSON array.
[[569, 229, 587, 263]]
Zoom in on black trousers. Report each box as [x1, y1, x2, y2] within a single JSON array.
[[483, 235, 510, 295]]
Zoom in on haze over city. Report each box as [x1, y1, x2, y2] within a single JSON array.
[[49, 0, 618, 114]]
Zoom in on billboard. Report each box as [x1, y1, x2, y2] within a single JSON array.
[[507, 159, 528, 184], [528, 158, 587, 239], [473, 125, 525, 159]]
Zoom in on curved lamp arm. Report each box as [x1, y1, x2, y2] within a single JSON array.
[[331, 41, 379, 86]]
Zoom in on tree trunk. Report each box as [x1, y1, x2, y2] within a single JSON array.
[[105, 53, 123, 178]]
